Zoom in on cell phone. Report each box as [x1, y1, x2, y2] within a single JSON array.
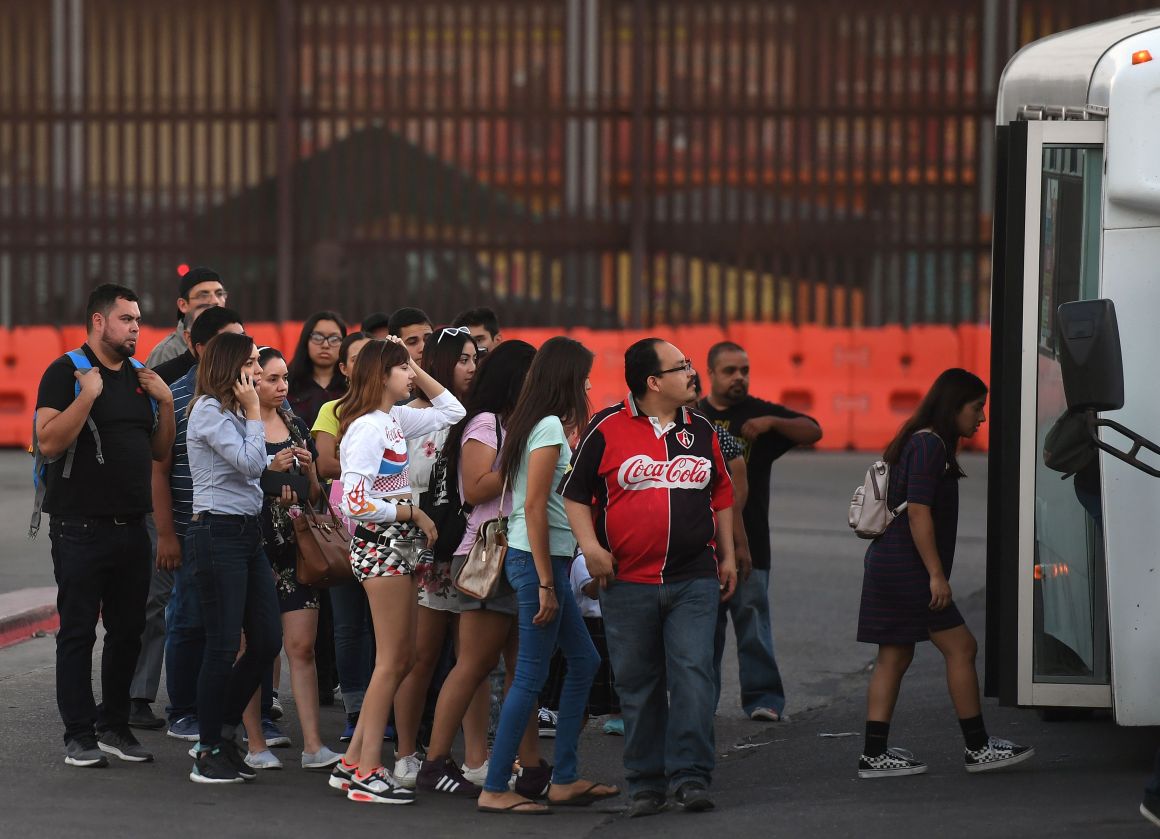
[[260, 468, 309, 500]]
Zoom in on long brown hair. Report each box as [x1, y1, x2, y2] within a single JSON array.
[[499, 336, 593, 485], [883, 367, 987, 477], [335, 338, 411, 442], [192, 332, 256, 415]]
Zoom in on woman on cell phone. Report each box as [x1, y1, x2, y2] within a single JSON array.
[[327, 337, 465, 804], [185, 332, 283, 785], [244, 346, 343, 772]]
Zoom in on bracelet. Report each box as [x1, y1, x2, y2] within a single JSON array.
[[539, 585, 555, 592]]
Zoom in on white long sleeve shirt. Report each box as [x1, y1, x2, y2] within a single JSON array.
[[338, 390, 465, 525]]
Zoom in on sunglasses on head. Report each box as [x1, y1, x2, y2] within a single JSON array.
[[437, 326, 472, 342]]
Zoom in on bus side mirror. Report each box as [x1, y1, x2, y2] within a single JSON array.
[[1056, 299, 1125, 412]]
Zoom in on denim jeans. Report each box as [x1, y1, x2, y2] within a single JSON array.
[[164, 532, 205, 722], [50, 516, 152, 743], [484, 550, 599, 792], [713, 568, 786, 716], [187, 515, 282, 748], [330, 577, 374, 715], [601, 576, 719, 796]]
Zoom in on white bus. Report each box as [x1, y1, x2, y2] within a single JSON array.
[[988, 10, 1160, 725]]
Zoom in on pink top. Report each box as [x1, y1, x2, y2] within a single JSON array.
[[454, 411, 511, 556]]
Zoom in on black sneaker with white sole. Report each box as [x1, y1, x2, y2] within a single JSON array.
[[190, 747, 245, 784], [858, 747, 928, 779], [538, 708, 558, 737], [98, 727, 154, 762], [416, 756, 482, 797], [219, 739, 257, 780], [963, 737, 1034, 773], [65, 734, 109, 768], [347, 769, 415, 804]]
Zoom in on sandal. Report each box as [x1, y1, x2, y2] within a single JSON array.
[[549, 782, 621, 807], [477, 798, 551, 815]]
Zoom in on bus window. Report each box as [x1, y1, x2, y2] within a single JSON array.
[[1032, 144, 1109, 686]]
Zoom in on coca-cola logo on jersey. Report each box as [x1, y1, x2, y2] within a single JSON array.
[[617, 455, 712, 491]]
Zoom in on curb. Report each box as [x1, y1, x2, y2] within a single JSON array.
[[0, 587, 58, 650]]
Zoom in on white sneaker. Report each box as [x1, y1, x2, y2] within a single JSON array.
[[244, 749, 283, 770], [302, 746, 344, 771], [461, 759, 489, 786], [393, 752, 422, 789]]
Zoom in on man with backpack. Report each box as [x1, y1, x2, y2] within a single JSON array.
[[34, 284, 175, 768]]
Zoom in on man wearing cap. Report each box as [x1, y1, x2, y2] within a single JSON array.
[[144, 267, 228, 369]]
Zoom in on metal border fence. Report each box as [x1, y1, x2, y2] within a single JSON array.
[[0, 0, 1154, 328]]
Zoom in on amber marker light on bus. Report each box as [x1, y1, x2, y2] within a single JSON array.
[[1132, 49, 1152, 64]]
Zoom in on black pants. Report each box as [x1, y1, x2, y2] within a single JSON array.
[[50, 516, 152, 743]]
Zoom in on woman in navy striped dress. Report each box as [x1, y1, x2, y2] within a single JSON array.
[[856, 368, 1034, 779]]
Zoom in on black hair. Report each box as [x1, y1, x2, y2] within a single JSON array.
[[257, 346, 284, 367], [624, 337, 665, 399], [337, 331, 369, 375], [707, 340, 745, 371], [421, 327, 474, 399], [499, 337, 594, 485], [443, 339, 537, 483], [189, 306, 244, 349], [388, 307, 433, 336], [452, 306, 501, 338], [85, 283, 138, 331], [883, 368, 988, 478], [287, 311, 348, 393]]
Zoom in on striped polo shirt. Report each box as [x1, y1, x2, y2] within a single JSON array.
[[559, 395, 733, 585], [169, 365, 197, 537]]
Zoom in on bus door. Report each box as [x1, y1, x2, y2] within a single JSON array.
[[987, 119, 1111, 712]]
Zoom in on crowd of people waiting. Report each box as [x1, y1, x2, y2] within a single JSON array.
[[34, 267, 1042, 819]]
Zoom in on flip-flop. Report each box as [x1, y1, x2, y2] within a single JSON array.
[[477, 799, 552, 815], [549, 783, 621, 807]]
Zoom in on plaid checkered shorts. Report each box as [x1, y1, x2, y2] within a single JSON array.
[[349, 519, 430, 582]]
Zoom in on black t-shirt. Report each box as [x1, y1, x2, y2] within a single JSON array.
[[697, 395, 815, 570], [289, 377, 346, 430], [36, 345, 156, 518], [153, 349, 197, 385]]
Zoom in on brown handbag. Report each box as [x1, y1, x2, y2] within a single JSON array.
[[294, 499, 356, 588], [453, 478, 509, 600]]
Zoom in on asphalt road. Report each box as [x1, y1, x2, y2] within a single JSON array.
[[1, 449, 1156, 837]]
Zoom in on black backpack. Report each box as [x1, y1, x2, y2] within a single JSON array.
[[420, 417, 500, 563], [1042, 410, 1096, 478]]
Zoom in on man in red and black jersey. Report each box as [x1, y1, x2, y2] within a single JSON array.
[[561, 338, 737, 816]]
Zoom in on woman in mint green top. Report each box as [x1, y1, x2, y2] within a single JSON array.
[[479, 337, 619, 813], [505, 414, 576, 557]]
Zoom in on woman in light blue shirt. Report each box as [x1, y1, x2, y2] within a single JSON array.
[[185, 332, 284, 785], [478, 337, 618, 814]]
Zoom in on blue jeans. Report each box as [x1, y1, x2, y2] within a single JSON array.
[[713, 567, 786, 715], [484, 550, 599, 792], [330, 577, 374, 715], [601, 576, 719, 796], [187, 515, 282, 748], [164, 532, 205, 722]]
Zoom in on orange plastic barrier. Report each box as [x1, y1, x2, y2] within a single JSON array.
[[848, 326, 911, 451], [783, 326, 855, 450], [0, 327, 65, 447], [673, 324, 727, 377], [279, 322, 306, 356], [958, 324, 992, 451], [134, 326, 172, 362], [246, 323, 285, 354], [569, 327, 650, 413]]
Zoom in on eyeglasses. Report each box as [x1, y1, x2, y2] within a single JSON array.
[[188, 288, 228, 303], [654, 359, 693, 377], [437, 326, 472, 342], [309, 332, 343, 347]]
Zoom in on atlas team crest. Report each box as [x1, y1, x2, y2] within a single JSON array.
[[675, 429, 694, 449]]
